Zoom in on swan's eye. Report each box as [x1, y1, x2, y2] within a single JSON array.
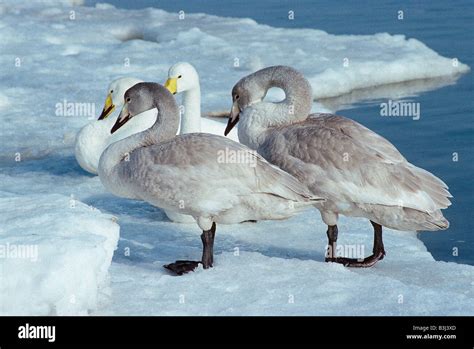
[[110, 90, 114, 94], [178, 75, 182, 79], [235, 94, 240, 100], [126, 97, 131, 103]]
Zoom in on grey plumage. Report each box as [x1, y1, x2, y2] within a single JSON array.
[[98, 82, 323, 233]]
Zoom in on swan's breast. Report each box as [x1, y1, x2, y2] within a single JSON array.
[[75, 121, 111, 174]]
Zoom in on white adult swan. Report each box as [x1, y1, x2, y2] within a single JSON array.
[[164, 62, 239, 141], [75, 77, 156, 174], [162, 62, 239, 223], [98, 82, 323, 275], [225, 65, 452, 267]]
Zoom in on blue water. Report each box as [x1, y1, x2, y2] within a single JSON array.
[[86, 0, 474, 264]]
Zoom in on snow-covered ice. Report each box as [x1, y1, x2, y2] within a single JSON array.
[[101, 213, 474, 316], [0, 193, 119, 315], [0, 0, 472, 315]]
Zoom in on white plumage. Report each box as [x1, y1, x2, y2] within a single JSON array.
[[75, 77, 156, 174]]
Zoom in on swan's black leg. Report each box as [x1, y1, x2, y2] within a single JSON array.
[[201, 222, 216, 268], [164, 222, 216, 275], [371, 221, 385, 258], [325, 225, 338, 261]]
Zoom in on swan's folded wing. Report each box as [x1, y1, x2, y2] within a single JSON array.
[[310, 114, 407, 163], [127, 133, 321, 215], [264, 115, 451, 213]]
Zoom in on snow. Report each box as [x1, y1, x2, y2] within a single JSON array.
[[0, 0, 472, 315], [0, 194, 119, 315], [100, 214, 474, 315]]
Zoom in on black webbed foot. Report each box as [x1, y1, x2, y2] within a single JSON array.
[[164, 260, 201, 275]]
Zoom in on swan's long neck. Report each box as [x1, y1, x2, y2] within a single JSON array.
[[259, 66, 313, 126], [180, 85, 201, 134], [239, 66, 313, 149], [99, 91, 179, 181], [99, 130, 147, 179]]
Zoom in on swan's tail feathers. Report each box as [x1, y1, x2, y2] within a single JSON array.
[[366, 204, 450, 232], [292, 198, 325, 212], [423, 210, 450, 231], [408, 164, 452, 210], [251, 147, 325, 206], [405, 208, 450, 231], [262, 162, 325, 203], [292, 195, 325, 210]]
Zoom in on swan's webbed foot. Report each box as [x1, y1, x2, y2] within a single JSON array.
[[164, 260, 200, 275], [325, 250, 385, 268], [164, 222, 217, 276], [324, 221, 386, 268]]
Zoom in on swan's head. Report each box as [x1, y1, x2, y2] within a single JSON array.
[[98, 77, 143, 120], [111, 82, 176, 134], [164, 62, 199, 95], [224, 76, 266, 136]]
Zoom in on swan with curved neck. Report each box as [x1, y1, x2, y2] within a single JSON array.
[[77, 76, 193, 223], [78, 67, 237, 222], [225, 65, 452, 268], [164, 62, 239, 141], [98, 82, 323, 275]]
